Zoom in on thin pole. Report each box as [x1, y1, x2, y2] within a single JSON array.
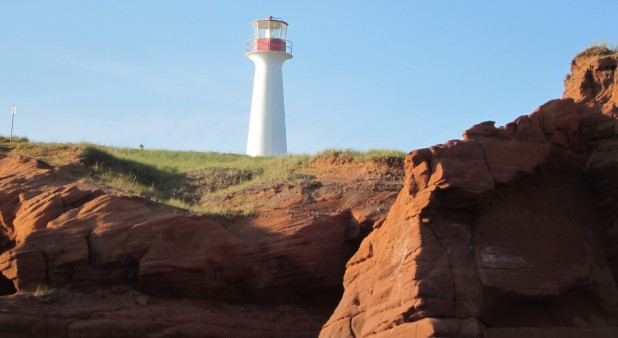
[[10, 105, 15, 143]]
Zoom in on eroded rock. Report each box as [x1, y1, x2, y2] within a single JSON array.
[[321, 53, 618, 338]]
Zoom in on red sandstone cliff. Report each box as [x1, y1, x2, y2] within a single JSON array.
[[0, 148, 402, 337], [1, 51, 618, 338], [320, 51, 618, 337]]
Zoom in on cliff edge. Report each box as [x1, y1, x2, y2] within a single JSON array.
[[320, 49, 618, 337], [1, 49, 617, 338], [0, 145, 403, 337]]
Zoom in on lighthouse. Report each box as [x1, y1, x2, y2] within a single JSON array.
[[246, 16, 293, 157]]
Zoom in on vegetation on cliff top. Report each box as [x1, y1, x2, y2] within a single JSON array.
[[575, 43, 617, 58], [0, 135, 29, 144], [1, 139, 404, 217], [565, 44, 617, 83]]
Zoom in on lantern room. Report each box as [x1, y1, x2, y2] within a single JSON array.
[[248, 16, 292, 53]]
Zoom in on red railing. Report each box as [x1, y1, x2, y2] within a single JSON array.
[[246, 38, 293, 54]]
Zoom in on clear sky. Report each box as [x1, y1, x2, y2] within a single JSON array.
[[1, 1, 616, 154]]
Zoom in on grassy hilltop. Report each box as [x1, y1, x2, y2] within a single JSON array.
[[1, 138, 404, 217]]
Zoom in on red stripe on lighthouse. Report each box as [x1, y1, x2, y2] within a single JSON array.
[[253, 38, 286, 52]]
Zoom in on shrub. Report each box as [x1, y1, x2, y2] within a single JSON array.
[[575, 43, 617, 58], [34, 284, 72, 303], [314, 148, 405, 164], [0, 135, 29, 143]]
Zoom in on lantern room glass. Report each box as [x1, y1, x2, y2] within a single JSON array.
[[252, 20, 287, 40]]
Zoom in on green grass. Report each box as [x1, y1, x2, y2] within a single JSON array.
[[80, 146, 405, 217], [0, 135, 29, 143], [78, 144, 315, 216], [80, 144, 312, 184], [83, 145, 313, 173], [79, 145, 181, 196], [2, 138, 405, 217], [0, 141, 86, 166]]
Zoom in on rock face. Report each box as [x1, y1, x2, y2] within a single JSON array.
[[2, 52, 618, 338], [0, 149, 402, 336], [320, 52, 618, 337]]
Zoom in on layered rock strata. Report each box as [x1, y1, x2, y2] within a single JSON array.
[[320, 53, 618, 337], [0, 155, 402, 337], [1, 52, 617, 338]]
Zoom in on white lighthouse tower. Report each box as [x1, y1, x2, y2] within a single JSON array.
[[246, 16, 292, 157]]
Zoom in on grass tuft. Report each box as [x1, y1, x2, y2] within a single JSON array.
[[79, 145, 180, 198], [34, 284, 73, 303], [575, 43, 618, 58], [314, 148, 405, 165], [0, 135, 29, 143]]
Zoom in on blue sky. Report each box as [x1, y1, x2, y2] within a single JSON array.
[[1, 1, 616, 154]]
